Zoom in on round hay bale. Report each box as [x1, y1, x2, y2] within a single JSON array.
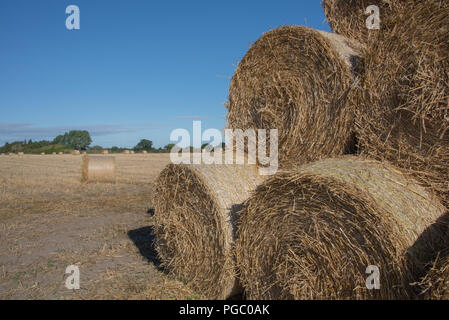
[[81, 151, 87, 155], [101, 150, 109, 154], [153, 163, 265, 299], [58, 152, 63, 155], [122, 150, 130, 154], [321, 0, 407, 43], [17, 152, 24, 156], [71, 150, 80, 155], [354, 1, 449, 208], [8, 153, 13, 156], [40, 152, 45, 155], [142, 150, 148, 154], [227, 26, 362, 168], [236, 157, 448, 299], [81, 155, 116, 183], [130, 150, 135, 154], [52, 152, 56, 155]]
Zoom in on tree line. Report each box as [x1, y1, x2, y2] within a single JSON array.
[[0, 130, 174, 154]]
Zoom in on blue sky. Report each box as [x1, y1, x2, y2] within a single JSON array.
[[0, 0, 330, 148]]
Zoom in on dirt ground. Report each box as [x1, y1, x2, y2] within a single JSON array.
[[0, 153, 199, 300]]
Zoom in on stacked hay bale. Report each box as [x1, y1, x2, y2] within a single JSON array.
[[235, 157, 448, 299], [153, 163, 264, 299], [349, 1, 449, 209], [81, 155, 116, 183], [153, 1, 448, 301], [227, 26, 362, 167]]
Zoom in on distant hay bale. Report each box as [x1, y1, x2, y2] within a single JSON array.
[[227, 26, 362, 167], [130, 150, 135, 154], [81, 151, 87, 155], [321, 0, 407, 43], [102, 150, 109, 155], [81, 155, 116, 183], [153, 163, 264, 299], [236, 157, 448, 299], [354, 1, 449, 208], [8, 153, 13, 156], [142, 150, 148, 154], [17, 152, 24, 156], [40, 152, 45, 155], [52, 152, 57, 155], [122, 150, 130, 154], [58, 152, 63, 155], [71, 150, 80, 155]]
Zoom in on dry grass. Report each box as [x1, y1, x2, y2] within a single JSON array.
[[0, 153, 199, 299], [153, 163, 264, 299], [227, 26, 362, 167], [236, 156, 448, 300]]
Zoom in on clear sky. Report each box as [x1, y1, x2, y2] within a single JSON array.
[[0, 0, 331, 148]]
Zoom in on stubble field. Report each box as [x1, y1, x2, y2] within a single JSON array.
[[0, 153, 198, 299]]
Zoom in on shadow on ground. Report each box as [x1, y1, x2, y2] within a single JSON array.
[[128, 226, 164, 272]]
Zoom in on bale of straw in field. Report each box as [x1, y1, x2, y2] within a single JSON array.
[[71, 150, 80, 155], [354, 1, 449, 208], [81, 151, 87, 155], [227, 26, 362, 168], [52, 152, 57, 155], [58, 152, 63, 155], [122, 150, 130, 154], [102, 150, 109, 154], [81, 155, 116, 183], [142, 150, 148, 154], [130, 150, 135, 154], [40, 152, 45, 155], [8, 153, 13, 156], [17, 152, 24, 156], [153, 163, 265, 299], [236, 157, 448, 300], [321, 0, 407, 43]]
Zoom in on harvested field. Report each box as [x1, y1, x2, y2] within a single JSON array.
[[0, 154, 201, 299]]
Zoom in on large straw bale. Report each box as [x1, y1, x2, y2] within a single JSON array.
[[227, 26, 362, 167], [354, 0, 449, 208], [153, 163, 264, 299], [236, 157, 448, 299]]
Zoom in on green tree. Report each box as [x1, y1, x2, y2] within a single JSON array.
[[53, 130, 92, 150], [134, 139, 153, 152]]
